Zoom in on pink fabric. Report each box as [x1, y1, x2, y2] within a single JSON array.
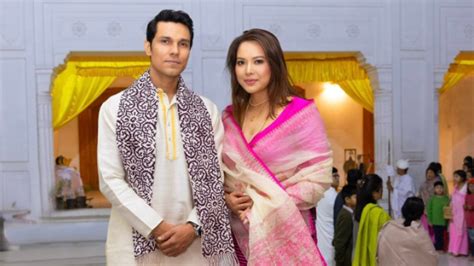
[[222, 97, 332, 265], [448, 184, 469, 255], [420, 214, 435, 243]]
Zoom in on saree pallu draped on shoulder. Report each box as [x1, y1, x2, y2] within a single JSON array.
[[222, 97, 333, 265]]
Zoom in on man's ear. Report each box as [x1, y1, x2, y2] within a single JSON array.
[[144, 40, 152, 56]]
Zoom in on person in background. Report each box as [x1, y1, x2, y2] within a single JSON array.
[[464, 178, 474, 260], [429, 162, 450, 196], [387, 159, 416, 219], [377, 197, 438, 266], [316, 167, 339, 266], [333, 169, 362, 229], [464, 163, 472, 174], [467, 169, 473, 180], [427, 181, 450, 252], [54, 155, 86, 209], [418, 166, 441, 241], [464, 156, 473, 168], [448, 170, 469, 256], [352, 174, 391, 266], [332, 185, 357, 266]]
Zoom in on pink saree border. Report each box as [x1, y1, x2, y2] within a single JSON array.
[[249, 97, 313, 147], [223, 97, 313, 191]]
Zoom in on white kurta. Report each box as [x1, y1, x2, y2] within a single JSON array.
[[98, 89, 224, 265], [391, 174, 416, 219], [316, 187, 337, 266]]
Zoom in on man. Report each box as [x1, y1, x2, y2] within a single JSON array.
[[97, 10, 236, 265], [316, 167, 339, 266], [387, 159, 416, 219]]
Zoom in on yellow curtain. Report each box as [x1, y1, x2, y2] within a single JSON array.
[[284, 52, 374, 112], [51, 52, 150, 129], [439, 51, 474, 94], [338, 79, 374, 113]]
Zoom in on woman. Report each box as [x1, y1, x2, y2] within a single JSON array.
[[418, 166, 441, 241], [448, 170, 469, 256], [377, 197, 438, 266], [222, 29, 333, 265], [352, 174, 391, 266]]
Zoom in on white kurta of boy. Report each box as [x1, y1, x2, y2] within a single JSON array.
[[98, 89, 224, 266]]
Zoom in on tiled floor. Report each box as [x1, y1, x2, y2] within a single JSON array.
[[0, 241, 472, 266]]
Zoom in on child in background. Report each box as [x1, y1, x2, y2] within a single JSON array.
[[464, 178, 474, 260], [448, 170, 468, 256], [333, 185, 357, 266], [427, 181, 450, 251]]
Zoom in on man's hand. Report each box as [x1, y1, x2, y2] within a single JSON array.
[[386, 179, 393, 192], [156, 223, 196, 257], [151, 221, 175, 239], [224, 191, 253, 216]]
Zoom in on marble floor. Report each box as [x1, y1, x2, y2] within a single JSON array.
[[0, 241, 472, 266]]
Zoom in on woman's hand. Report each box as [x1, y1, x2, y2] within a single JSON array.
[[224, 191, 253, 217]]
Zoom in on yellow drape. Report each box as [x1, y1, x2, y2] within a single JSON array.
[[439, 51, 474, 94], [285, 52, 374, 112], [52, 52, 150, 129]]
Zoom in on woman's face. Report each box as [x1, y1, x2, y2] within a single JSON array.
[[454, 173, 462, 184], [235, 41, 271, 96], [426, 169, 436, 181], [372, 186, 383, 201], [468, 183, 474, 194]]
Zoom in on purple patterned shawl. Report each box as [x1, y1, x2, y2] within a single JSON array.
[[116, 71, 236, 263]]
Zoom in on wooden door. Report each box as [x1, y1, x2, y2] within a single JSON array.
[[78, 87, 124, 191], [362, 108, 375, 174]]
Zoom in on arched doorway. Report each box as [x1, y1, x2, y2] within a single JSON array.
[[51, 52, 150, 211], [438, 51, 474, 192], [284, 52, 377, 186]]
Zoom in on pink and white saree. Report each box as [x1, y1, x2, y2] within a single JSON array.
[[222, 97, 333, 265]]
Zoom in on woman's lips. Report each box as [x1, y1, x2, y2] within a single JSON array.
[[244, 79, 257, 86]]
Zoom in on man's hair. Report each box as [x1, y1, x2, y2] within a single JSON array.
[[347, 169, 363, 186], [340, 185, 357, 204], [146, 9, 194, 47], [332, 167, 338, 174], [433, 181, 444, 188]]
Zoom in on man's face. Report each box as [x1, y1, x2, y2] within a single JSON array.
[[332, 172, 340, 188], [144, 22, 191, 80], [397, 168, 406, 176]]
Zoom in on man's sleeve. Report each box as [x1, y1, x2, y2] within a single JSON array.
[[97, 96, 163, 237]]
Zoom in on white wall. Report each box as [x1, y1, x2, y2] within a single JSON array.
[[0, 0, 473, 241]]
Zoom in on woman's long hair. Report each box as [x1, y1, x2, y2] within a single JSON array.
[[226, 28, 297, 125], [354, 174, 383, 222], [401, 197, 424, 227]]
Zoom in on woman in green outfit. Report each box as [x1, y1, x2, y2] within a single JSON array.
[[352, 174, 391, 266]]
